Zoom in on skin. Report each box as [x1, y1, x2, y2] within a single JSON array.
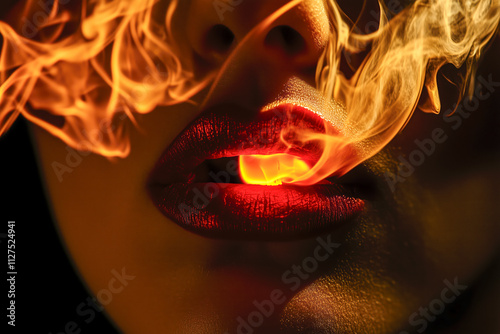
[[8, 0, 500, 332]]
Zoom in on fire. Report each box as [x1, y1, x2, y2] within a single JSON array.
[[311, 0, 500, 183], [0, 0, 211, 157], [239, 154, 310, 186], [0, 0, 499, 183]]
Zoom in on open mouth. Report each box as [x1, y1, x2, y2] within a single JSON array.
[[146, 103, 369, 240]]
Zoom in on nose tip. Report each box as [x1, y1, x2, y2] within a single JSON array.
[[186, 0, 330, 66]]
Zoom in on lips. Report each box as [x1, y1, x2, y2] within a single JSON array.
[[146, 103, 366, 240]]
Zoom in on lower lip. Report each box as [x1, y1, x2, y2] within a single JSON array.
[[148, 183, 365, 240]]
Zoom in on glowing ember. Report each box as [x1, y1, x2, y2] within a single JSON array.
[[239, 154, 310, 186], [0, 0, 499, 182]]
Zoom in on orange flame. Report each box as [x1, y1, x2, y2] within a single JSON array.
[[0, 0, 211, 157], [240, 0, 500, 185], [1, 0, 499, 183], [306, 0, 500, 184], [239, 154, 310, 186]]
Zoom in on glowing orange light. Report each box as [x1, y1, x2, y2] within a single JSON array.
[[239, 153, 310, 186], [0, 0, 498, 182]]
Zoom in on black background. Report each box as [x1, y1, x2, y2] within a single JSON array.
[[1, 118, 119, 333]]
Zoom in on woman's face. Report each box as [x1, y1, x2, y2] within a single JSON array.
[[26, 0, 499, 333]]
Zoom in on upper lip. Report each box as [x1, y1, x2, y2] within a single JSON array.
[[146, 103, 369, 240], [147, 103, 329, 185]]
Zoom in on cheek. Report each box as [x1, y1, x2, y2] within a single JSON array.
[[30, 104, 227, 332], [419, 155, 500, 263], [384, 100, 489, 186], [370, 112, 500, 291]]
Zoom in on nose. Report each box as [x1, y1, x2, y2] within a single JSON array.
[[186, 0, 331, 86]]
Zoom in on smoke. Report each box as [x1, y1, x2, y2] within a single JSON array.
[[0, 0, 499, 183]]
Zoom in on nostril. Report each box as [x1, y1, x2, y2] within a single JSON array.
[[204, 24, 235, 54], [265, 25, 306, 56]]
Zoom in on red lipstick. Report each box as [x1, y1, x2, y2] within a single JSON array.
[[146, 104, 366, 240]]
